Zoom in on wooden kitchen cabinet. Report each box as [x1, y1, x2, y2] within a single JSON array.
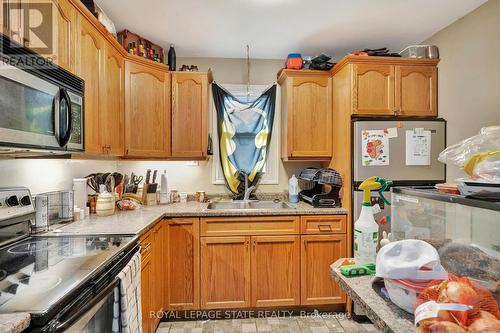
[[332, 55, 439, 117], [395, 65, 437, 116], [53, 0, 77, 71], [76, 16, 104, 154], [100, 43, 124, 156], [301, 235, 346, 305], [124, 59, 171, 158], [165, 218, 200, 310], [171, 71, 211, 159], [278, 70, 332, 160], [352, 64, 395, 115], [251, 235, 300, 307], [139, 222, 165, 333], [200, 236, 251, 309]]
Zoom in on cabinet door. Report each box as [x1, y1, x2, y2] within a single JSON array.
[[352, 64, 395, 115], [151, 223, 164, 318], [251, 235, 300, 307], [395, 65, 437, 116], [288, 76, 332, 158], [53, 0, 76, 71], [101, 44, 124, 156], [140, 251, 153, 333], [201, 236, 250, 309], [124, 61, 171, 158], [165, 218, 199, 310], [77, 17, 103, 154], [171, 72, 208, 158], [301, 235, 346, 305]]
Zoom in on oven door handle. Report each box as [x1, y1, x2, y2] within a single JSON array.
[[53, 88, 73, 148], [54, 277, 119, 332]]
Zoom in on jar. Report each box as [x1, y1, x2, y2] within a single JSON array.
[[96, 191, 115, 216]]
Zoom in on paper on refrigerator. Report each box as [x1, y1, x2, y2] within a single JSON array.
[[406, 128, 431, 165], [362, 130, 389, 166]]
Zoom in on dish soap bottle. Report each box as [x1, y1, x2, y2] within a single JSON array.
[[288, 174, 299, 203], [354, 176, 392, 264]]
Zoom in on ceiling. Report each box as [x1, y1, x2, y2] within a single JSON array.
[[94, 0, 486, 60]]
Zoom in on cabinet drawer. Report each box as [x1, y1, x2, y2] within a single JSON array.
[[300, 215, 346, 234], [201, 216, 299, 236]]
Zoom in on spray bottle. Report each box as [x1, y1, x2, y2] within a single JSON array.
[[354, 176, 392, 264]]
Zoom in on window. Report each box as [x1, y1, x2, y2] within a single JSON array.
[[211, 83, 280, 185]]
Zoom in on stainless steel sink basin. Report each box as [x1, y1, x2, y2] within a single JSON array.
[[206, 200, 295, 210]]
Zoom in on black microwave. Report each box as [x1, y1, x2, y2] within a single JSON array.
[[0, 34, 84, 152]]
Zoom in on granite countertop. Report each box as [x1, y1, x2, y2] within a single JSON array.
[[330, 259, 415, 333], [0, 313, 30, 333], [48, 201, 347, 236]]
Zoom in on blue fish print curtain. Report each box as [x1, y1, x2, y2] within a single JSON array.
[[212, 83, 276, 198]]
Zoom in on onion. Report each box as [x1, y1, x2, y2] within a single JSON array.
[[468, 311, 500, 333], [427, 321, 466, 333]]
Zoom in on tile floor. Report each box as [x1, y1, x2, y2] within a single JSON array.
[[156, 316, 380, 333]]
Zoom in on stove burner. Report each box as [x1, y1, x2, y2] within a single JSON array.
[[7, 240, 55, 254]]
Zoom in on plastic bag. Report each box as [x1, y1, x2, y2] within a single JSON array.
[[438, 127, 500, 182]]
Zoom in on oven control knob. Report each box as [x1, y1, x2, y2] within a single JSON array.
[[6, 195, 19, 207], [20, 195, 31, 206]]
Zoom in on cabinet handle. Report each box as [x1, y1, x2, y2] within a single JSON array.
[[141, 242, 151, 253], [252, 240, 256, 251], [318, 224, 332, 232], [245, 240, 249, 251]]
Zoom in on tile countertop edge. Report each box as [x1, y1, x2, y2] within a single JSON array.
[[329, 259, 416, 333], [0, 313, 30, 333], [49, 202, 348, 237]]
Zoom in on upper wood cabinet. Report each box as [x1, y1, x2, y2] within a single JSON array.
[[124, 60, 171, 158], [101, 44, 124, 156], [395, 65, 437, 116], [278, 70, 332, 161], [53, 0, 77, 71], [332, 55, 439, 117], [76, 16, 104, 154], [352, 64, 394, 115], [165, 218, 200, 310], [171, 72, 210, 159]]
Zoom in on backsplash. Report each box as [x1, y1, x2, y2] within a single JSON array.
[[0, 158, 318, 195]]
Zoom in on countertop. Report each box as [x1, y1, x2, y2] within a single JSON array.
[[330, 259, 415, 333], [0, 313, 30, 333], [49, 201, 348, 236]]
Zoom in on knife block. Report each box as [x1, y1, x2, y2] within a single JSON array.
[[142, 184, 157, 206]]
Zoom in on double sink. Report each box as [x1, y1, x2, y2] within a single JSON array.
[[206, 200, 295, 211]]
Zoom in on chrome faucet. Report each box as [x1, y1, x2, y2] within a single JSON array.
[[243, 173, 255, 202]]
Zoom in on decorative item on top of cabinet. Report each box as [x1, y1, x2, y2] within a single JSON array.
[[165, 218, 200, 310], [171, 70, 213, 159], [124, 58, 171, 158], [332, 55, 439, 117], [278, 69, 332, 160]]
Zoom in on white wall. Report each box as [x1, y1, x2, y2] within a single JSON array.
[[0, 159, 117, 194], [423, 0, 500, 181]]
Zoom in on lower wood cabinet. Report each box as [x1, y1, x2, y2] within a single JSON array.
[[201, 236, 251, 309], [251, 236, 300, 307], [301, 235, 347, 305], [165, 218, 200, 310], [140, 221, 164, 333]]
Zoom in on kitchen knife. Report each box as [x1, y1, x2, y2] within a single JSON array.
[[145, 169, 151, 184], [152, 170, 157, 184]]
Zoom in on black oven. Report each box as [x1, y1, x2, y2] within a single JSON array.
[[0, 33, 84, 152]]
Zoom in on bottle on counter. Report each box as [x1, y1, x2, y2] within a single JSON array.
[[288, 174, 299, 203], [159, 170, 169, 204], [168, 44, 176, 71]]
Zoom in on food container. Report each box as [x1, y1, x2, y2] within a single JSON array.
[[96, 190, 116, 216], [399, 45, 439, 59], [195, 191, 205, 203], [384, 278, 429, 313]]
